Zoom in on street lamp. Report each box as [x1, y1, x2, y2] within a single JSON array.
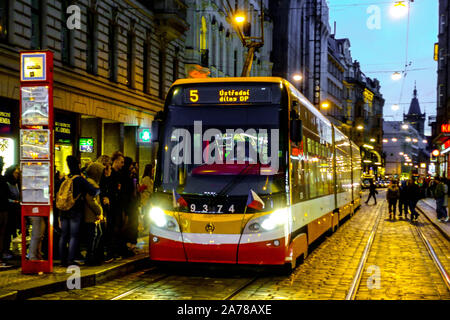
[[392, 138, 398, 142], [293, 74, 303, 82], [356, 125, 364, 130], [370, 138, 376, 142], [321, 101, 330, 109], [391, 72, 402, 81], [390, 1, 409, 19], [402, 124, 409, 130], [234, 13, 246, 24], [392, 104, 400, 111]]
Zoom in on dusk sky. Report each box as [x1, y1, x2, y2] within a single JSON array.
[[328, 0, 438, 136]]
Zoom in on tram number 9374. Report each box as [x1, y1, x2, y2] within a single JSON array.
[[189, 203, 236, 213]]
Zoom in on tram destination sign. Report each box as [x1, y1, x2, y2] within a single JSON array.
[[182, 85, 273, 105]]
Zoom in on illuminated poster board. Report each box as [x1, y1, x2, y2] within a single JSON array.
[[21, 162, 50, 204], [182, 85, 272, 104], [21, 86, 49, 125], [20, 129, 50, 160], [79, 138, 94, 153], [21, 53, 47, 81]]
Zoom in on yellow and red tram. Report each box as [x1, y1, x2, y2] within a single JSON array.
[[148, 77, 361, 270]]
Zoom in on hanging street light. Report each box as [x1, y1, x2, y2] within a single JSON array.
[[293, 74, 303, 82], [392, 104, 400, 111], [391, 72, 402, 81], [390, 1, 409, 19]]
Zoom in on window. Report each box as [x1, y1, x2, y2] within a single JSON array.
[[158, 49, 165, 99], [31, 0, 42, 49], [108, 22, 117, 82], [172, 47, 179, 83], [61, 0, 71, 65], [127, 31, 134, 88], [0, 0, 8, 43], [234, 50, 237, 77], [143, 32, 150, 93], [86, 7, 97, 74]]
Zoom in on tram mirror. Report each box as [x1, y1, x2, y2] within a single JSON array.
[[150, 120, 160, 142], [290, 119, 303, 143]]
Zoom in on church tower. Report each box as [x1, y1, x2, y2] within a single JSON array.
[[403, 83, 426, 136]]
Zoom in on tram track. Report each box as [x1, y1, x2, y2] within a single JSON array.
[[346, 198, 450, 300], [345, 200, 385, 300]]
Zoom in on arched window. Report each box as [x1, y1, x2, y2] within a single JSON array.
[[200, 16, 207, 50]]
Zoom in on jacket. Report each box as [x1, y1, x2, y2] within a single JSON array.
[[386, 185, 400, 200], [84, 163, 104, 223], [140, 175, 153, 206], [406, 182, 420, 202]]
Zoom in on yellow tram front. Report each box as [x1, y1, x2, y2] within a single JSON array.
[[149, 78, 293, 265]]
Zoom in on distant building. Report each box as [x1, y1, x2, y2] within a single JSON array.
[[404, 84, 426, 136], [184, 0, 273, 78]]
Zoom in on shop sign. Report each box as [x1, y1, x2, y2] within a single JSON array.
[[55, 118, 73, 143], [0, 110, 11, 134], [79, 138, 94, 153], [441, 124, 450, 133], [138, 128, 151, 143]]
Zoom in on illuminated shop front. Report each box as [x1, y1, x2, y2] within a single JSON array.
[[0, 98, 19, 174], [54, 111, 76, 176]]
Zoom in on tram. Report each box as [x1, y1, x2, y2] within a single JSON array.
[[148, 77, 361, 270]]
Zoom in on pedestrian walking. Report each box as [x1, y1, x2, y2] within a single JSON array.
[[386, 180, 400, 220], [365, 180, 378, 205], [57, 156, 99, 266], [84, 162, 105, 265], [0, 157, 12, 267], [121, 156, 138, 257], [433, 177, 449, 222], [406, 178, 420, 221], [96, 155, 112, 263], [398, 180, 409, 219]]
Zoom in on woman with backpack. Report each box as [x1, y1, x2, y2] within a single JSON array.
[[57, 156, 99, 266], [386, 180, 400, 220]]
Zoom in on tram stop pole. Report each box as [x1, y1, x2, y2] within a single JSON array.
[[19, 50, 54, 274]]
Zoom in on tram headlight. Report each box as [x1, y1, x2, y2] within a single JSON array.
[[149, 207, 180, 231], [244, 208, 288, 233], [260, 208, 288, 231]]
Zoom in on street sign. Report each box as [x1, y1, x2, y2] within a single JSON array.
[[138, 128, 151, 143]]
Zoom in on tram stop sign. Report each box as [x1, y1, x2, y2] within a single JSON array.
[[138, 128, 151, 143]]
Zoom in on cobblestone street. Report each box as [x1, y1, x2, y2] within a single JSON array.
[[30, 191, 450, 300]]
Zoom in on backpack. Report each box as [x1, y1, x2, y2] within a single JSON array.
[[56, 175, 81, 211]]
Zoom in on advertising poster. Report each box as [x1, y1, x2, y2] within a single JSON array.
[[21, 86, 49, 126], [20, 129, 50, 160]]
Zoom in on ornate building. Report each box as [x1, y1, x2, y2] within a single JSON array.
[[184, 0, 273, 78], [0, 0, 188, 174]]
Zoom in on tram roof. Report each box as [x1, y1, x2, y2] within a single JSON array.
[[172, 77, 285, 86]]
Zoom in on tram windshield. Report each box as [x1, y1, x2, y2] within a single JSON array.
[[156, 104, 286, 197]]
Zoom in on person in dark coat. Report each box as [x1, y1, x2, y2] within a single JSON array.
[[3, 165, 20, 260], [103, 151, 125, 262], [386, 180, 400, 220], [121, 157, 138, 257], [406, 178, 420, 221], [58, 156, 99, 266], [365, 180, 378, 205], [398, 180, 409, 219], [0, 157, 11, 267]]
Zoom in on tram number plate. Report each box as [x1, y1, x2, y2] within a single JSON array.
[[189, 203, 237, 214]]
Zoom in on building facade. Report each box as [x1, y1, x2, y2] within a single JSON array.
[[433, 0, 450, 178], [184, 0, 273, 78], [0, 0, 187, 174]]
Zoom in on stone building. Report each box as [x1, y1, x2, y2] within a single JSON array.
[[0, 0, 187, 174], [432, 0, 450, 177], [184, 0, 273, 78]]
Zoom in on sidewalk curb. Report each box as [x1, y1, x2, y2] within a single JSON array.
[[417, 202, 450, 241], [0, 256, 151, 300]]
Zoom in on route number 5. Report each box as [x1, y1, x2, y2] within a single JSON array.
[[190, 89, 199, 102]]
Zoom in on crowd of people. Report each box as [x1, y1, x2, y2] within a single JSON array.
[[0, 152, 155, 268], [366, 176, 450, 222]]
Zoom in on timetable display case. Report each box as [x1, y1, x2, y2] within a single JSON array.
[[20, 129, 50, 160], [20, 162, 50, 204], [21, 86, 49, 126]]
